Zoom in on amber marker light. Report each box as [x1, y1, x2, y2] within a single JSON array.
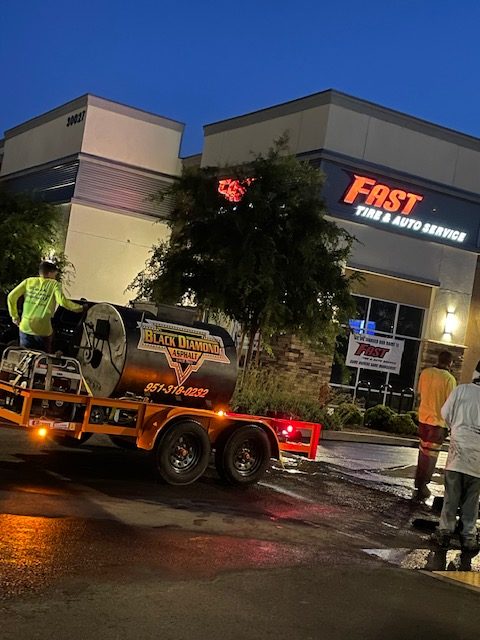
[[217, 410, 225, 417], [38, 427, 48, 438]]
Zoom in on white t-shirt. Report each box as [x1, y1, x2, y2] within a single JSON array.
[[441, 383, 480, 478]]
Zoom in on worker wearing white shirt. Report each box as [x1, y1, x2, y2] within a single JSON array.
[[432, 363, 480, 551]]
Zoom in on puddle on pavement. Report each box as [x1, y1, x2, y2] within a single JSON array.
[[364, 547, 480, 572]]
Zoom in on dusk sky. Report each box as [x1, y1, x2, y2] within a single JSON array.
[[2, 1, 479, 156]]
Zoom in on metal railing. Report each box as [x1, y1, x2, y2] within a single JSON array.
[[355, 381, 416, 412]]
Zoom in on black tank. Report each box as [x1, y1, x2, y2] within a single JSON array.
[[78, 303, 237, 409]]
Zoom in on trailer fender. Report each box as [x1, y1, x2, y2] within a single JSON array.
[[136, 409, 208, 451], [212, 419, 280, 460]]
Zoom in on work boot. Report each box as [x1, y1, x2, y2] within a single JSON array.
[[412, 486, 431, 502], [431, 528, 451, 548], [460, 535, 479, 552]]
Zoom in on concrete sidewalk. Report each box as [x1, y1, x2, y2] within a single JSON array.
[[322, 429, 449, 451]]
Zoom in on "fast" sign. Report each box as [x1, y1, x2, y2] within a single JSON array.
[[343, 175, 424, 215]]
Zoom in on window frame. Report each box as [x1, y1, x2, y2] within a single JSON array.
[[330, 294, 426, 403]]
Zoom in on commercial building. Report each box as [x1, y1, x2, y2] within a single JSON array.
[[201, 90, 480, 397], [0, 95, 183, 303]]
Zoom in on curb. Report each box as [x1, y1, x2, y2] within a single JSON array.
[[322, 430, 418, 447], [321, 430, 449, 451]]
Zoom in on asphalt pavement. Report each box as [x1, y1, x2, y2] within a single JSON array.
[[316, 440, 448, 500], [0, 430, 478, 639]]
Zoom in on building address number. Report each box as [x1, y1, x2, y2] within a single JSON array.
[[66, 110, 86, 127]]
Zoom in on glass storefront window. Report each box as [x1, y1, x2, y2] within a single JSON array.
[[396, 305, 424, 338], [388, 339, 421, 391], [330, 294, 425, 408], [354, 296, 368, 322], [369, 299, 396, 334], [330, 330, 357, 386]]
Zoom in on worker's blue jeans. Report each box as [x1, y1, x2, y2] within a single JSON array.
[[19, 331, 52, 353], [439, 470, 480, 538]]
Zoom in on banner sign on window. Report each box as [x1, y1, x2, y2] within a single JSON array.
[[346, 333, 405, 374]]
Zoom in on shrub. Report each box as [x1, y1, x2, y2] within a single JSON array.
[[317, 408, 342, 431], [363, 405, 418, 436], [230, 367, 343, 429], [390, 413, 418, 436], [363, 404, 395, 432], [407, 410, 419, 426], [334, 402, 363, 427]]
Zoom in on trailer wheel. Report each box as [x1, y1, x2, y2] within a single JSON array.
[[50, 433, 92, 447], [152, 420, 210, 485], [215, 426, 271, 486], [109, 436, 137, 450]]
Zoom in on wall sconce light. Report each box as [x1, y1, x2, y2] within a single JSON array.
[[444, 311, 456, 336]]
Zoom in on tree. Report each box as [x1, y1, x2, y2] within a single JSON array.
[[131, 138, 357, 367], [0, 188, 68, 294]]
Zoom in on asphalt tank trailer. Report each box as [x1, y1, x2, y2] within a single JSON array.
[[0, 302, 282, 486], [77, 303, 238, 409]]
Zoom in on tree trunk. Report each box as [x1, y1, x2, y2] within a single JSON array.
[[245, 325, 258, 371], [237, 327, 247, 360], [254, 330, 262, 367]]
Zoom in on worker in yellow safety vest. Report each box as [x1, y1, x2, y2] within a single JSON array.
[[413, 350, 456, 502], [7, 261, 84, 353]]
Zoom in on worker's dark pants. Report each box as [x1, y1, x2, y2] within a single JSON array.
[[19, 331, 52, 353], [414, 423, 447, 489], [439, 470, 480, 537]]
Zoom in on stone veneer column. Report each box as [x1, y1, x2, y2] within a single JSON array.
[[262, 334, 334, 400], [419, 340, 466, 382]]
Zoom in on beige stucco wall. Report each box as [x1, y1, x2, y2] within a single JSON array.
[[203, 99, 480, 194], [462, 257, 480, 382], [64, 203, 170, 304], [82, 105, 182, 175], [1, 107, 86, 176], [2, 96, 183, 179], [201, 104, 330, 167], [347, 270, 432, 309]]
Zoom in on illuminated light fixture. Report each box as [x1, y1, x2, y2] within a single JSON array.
[[217, 410, 225, 417], [38, 427, 48, 438], [444, 311, 457, 336]]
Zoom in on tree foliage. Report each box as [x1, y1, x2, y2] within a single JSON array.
[[0, 188, 68, 294], [131, 138, 357, 364]]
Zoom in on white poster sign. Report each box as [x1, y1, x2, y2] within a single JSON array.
[[346, 333, 405, 374]]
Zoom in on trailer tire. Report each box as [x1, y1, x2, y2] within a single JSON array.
[[215, 425, 271, 486], [152, 420, 210, 485], [109, 436, 137, 450], [50, 433, 92, 447]]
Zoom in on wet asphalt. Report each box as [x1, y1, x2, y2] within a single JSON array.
[[0, 430, 478, 639]]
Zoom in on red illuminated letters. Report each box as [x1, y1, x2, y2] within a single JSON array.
[[354, 344, 390, 359], [343, 175, 423, 215]]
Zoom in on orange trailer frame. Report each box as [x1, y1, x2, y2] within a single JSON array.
[[0, 380, 280, 485]]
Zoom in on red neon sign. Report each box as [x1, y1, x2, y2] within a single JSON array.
[[218, 178, 254, 203], [343, 175, 424, 215]]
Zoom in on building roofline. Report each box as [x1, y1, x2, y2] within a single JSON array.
[[4, 94, 184, 139], [203, 88, 480, 151]]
